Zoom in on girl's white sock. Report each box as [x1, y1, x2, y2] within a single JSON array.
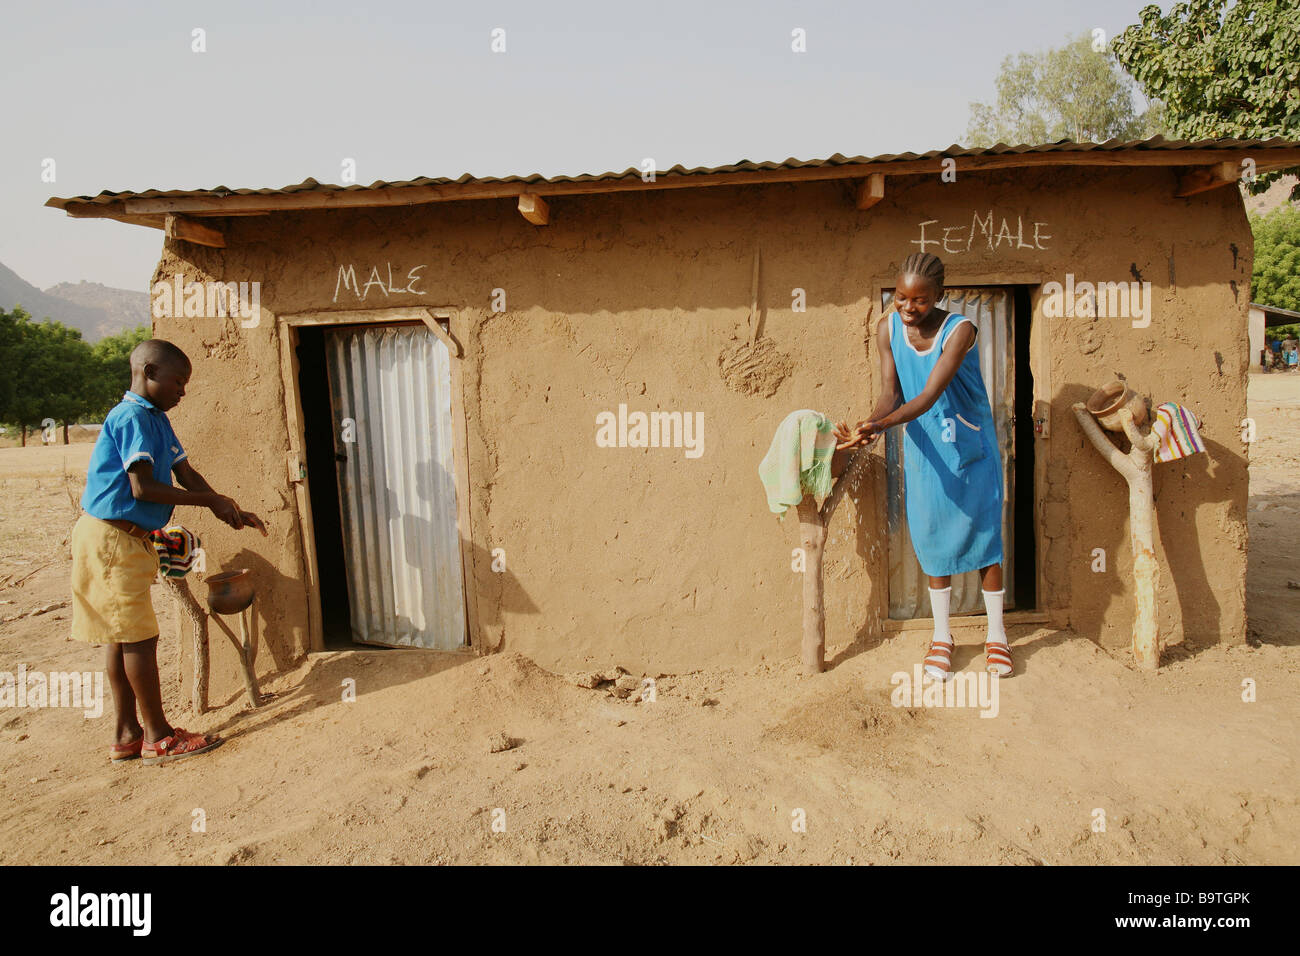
[[925, 586, 954, 679], [983, 589, 1007, 645], [929, 587, 953, 644]]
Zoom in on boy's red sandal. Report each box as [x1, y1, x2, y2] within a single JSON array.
[[108, 738, 143, 762], [141, 728, 224, 766]]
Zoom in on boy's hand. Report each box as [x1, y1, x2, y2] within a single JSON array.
[[209, 495, 266, 535], [238, 510, 268, 536], [209, 494, 244, 529]]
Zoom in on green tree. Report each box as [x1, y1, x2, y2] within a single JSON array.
[[1113, 0, 1300, 199], [1250, 206, 1300, 311], [966, 33, 1164, 147], [0, 310, 99, 445], [89, 325, 149, 419], [0, 307, 25, 429]]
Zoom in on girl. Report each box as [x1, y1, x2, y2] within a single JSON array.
[[838, 252, 1011, 679]]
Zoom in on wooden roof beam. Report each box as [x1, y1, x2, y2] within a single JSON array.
[[1175, 161, 1241, 197], [518, 193, 549, 225], [855, 173, 885, 209], [164, 213, 226, 247]]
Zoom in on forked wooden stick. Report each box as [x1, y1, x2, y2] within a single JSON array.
[[1072, 403, 1160, 670]]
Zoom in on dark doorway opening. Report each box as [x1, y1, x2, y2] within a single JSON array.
[[295, 326, 354, 649], [1011, 285, 1037, 610]]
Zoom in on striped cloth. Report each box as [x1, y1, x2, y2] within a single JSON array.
[[147, 525, 202, 578], [1150, 402, 1205, 463]]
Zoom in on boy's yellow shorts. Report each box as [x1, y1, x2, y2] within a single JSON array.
[[70, 514, 160, 644]]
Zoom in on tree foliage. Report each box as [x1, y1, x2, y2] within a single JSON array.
[[1250, 206, 1300, 311], [966, 33, 1164, 147], [0, 306, 150, 443], [1113, 0, 1300, 198]]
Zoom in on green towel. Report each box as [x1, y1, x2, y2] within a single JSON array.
[[758, 410, 836, 517]]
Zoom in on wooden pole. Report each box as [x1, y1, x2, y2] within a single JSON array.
[[210, 605, 263, 708], [163, 578, 209, 714], [795, 451, 870, 674], [1072, 404, 1160, 670], [796, 499, 827, 673]]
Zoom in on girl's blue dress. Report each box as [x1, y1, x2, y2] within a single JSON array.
[[888, 309, 1003, 576]]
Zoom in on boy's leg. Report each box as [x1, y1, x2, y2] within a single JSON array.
[[106, 643, 144, 745], [122, 636, 172, 743]]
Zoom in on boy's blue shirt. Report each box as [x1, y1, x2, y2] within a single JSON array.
[[81, 390, 187, 531]]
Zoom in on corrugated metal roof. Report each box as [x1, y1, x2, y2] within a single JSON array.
[[46, 135, 1300, 210]]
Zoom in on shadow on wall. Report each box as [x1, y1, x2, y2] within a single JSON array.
[[222, 546, 306, 676], [469, 537, 538, 653], [1051, 381, 1128, 646], [1153, 434, 1241, 660]]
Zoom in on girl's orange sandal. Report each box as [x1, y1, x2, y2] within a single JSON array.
[[985, 641, 1013, 677], [923, 638, 955, 681], [108, 738, 143, 762], [141, 728, 224, 766]]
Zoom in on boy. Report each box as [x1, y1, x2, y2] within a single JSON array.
[[72, 339, 266, 765]]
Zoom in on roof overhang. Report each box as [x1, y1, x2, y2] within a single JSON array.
[[46, 137, 1300, 245]]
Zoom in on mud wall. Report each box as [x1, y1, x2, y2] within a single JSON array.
[[150, 164, 1251, 700]]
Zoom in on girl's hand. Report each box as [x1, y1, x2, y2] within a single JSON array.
[[834, 419, 868, 450], [855, 421, 883, 446]]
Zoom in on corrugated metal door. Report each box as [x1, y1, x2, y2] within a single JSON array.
[[325, 326, 466, 649], [881, 288, 1016, 618]]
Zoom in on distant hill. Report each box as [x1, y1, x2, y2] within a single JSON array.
[[1244, 175, 1298, 218], [0, 260, 148, 342], [43, 279, 150, 342]]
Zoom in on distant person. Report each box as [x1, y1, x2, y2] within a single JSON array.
[[1261, 347, 1270, 372], [71, 339, 266, 765], [1288, 348, 1299, 372]]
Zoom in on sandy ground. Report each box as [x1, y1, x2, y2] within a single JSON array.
[[0, 377, 1297, 866]]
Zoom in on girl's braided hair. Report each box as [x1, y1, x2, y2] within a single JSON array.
[[899, 252, 945, 296]]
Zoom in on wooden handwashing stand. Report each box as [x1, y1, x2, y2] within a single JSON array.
[[795, 447, 869, 674], [1071, 401, 1161, 671], [165, 577, 264, 712]]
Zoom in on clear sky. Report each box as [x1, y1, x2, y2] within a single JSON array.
[[2, 0, 1159, 292]]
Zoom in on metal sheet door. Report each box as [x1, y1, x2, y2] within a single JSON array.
[[881, 288, 1016, 618], [325, 326, 466, 649]]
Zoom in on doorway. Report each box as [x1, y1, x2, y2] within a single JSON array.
[[880, 286, 1037, 619], [295, 321, 468, 649]]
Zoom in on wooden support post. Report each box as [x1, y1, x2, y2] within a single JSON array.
[[795, 451, 870, 674], [1072, 404, 1160, 670], [164, 578, 209, 715], [164, 213, 226, 247], [796, 499, 827, 673], [237, 604, 262, 706]]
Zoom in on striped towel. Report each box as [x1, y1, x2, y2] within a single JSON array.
[[1150, 403, 1206, 463], [758, 410, 836, 517], [148, 525, 202, 578]]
